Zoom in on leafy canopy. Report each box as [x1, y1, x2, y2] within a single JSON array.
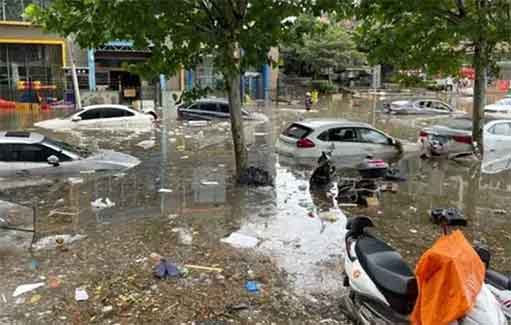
[[26, 0, 342, 78], [283, 15, 366, 76], [354, 0, 511, 75]]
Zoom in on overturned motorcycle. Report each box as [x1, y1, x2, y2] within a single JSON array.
[[341, 208, 506, 324]]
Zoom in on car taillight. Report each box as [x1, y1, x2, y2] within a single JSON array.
[[453, 134, 472, 144], [297, 138, 315, 148], [419, 130, 428, 137]]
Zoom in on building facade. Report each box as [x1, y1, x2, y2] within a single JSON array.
[[0, 0, 69, 102], [0, 0, 277, 107]]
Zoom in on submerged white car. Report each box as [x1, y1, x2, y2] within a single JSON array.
[[276, 119, 402, 164], [419, 116, 511, 158], [485, 98, 511, 114], [0, 131, 140, 177], [35, 104, 156, 131]]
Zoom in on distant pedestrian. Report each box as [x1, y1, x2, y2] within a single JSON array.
[[305, 92, 313, 111]]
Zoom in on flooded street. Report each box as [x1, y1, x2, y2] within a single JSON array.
[[1, 95, 511, 324]]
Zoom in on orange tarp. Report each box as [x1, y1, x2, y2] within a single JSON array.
[[411, 230, 484, 325]]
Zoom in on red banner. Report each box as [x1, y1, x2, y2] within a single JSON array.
[[460, 67, 475, 80], [497, 80, 510, 92]]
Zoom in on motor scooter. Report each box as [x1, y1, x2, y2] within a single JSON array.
[[342, 208, 506, 324], [475, 245, 511, 320]]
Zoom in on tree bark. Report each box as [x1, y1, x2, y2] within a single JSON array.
[[472, 41, 487, 156], [226, 71, 247, 179]]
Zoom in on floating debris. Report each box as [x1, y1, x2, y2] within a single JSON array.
[[33, 234, 87, 250], [221, 233, 259, 249], [137, 140, 156, 150], [12, 283, 45, 297], [91, 198, 116, 211], [75, 288, 89, 301]]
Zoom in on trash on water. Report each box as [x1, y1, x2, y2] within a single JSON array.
[[318, 211, 339, 222], [380, 183, 399, 193], [338, 203, 358, 208], [91, 198, 116, 210], [366, 197, 380, 207], [102, 305, 113, 313], [410, 229, 418, 234], [184, 264, 223, 273], [221, 233, 259, 249], [68, 177, 84, 184], [384, 168, 407, 182], [29, 259, 38, 270], [201, 180, 219, 186], [245, 280, 260, 293], [187, 120, 208, 127], [409, 206, 418, 213], [12, 282, 45, 297], [493, 209, 507, 215], [33, 234, 87, 250], [75, 288, 89, 301], [29, 294, 41, 304], [226, 303, 249, 312], [54, 198, 65, 206], [149, 252, 162, 264], [48, 276, 61, 289], [171, 227, 193, 245], [154, 260, 181, 279], [1, 294, 6, 303], [238, 167, 273, 187], [158, 188, 173, 193], [137, 140, 156, 150]]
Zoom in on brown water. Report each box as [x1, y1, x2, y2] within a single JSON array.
[[1, 95, 511, 320]]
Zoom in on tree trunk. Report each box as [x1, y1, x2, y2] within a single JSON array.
[[226, 71, 247, 179], [472, 41, 487, 156]]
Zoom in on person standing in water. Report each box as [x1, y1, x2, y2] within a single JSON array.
[[305, 92, 313, 111]]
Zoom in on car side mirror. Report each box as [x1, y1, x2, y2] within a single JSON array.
[[71, 116, 82, 122], [388, 138, 395, 145], [47, 155, 60, 167]]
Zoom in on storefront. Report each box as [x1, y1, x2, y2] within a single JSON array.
[[0, 40, 65, 101]]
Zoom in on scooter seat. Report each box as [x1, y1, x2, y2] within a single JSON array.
[[356, 235, 418, 315]]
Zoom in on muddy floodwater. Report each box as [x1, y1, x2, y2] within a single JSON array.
[[1, 93, 511, 323]]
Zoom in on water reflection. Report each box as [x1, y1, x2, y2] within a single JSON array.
[[1, 96, 511, 297]]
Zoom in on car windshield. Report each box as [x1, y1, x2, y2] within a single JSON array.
[[63, 109, 83, 119], [43, 138, 92, 158], [282, 123, 312, 139]]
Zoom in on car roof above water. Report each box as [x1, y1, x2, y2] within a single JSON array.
[[193, 97, 229, 104], [0, 131, 44, 144], [296, 119, 372, 130], [82, 104, 134, 110]]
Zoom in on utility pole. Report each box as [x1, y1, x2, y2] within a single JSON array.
[[1, 0, 6, 20], [68, 42, 82, 110]]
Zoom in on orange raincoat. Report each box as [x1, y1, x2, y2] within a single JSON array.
[[411, 230, 485, 325]]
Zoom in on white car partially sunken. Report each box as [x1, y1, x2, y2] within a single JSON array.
[[35, 104, 157, 131]]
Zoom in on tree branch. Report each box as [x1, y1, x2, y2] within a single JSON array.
[[227, 0, 244, 21], [455, 0, 466, 17]]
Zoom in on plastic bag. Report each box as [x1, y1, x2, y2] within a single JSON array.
[[411, 230, 485, 325]]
